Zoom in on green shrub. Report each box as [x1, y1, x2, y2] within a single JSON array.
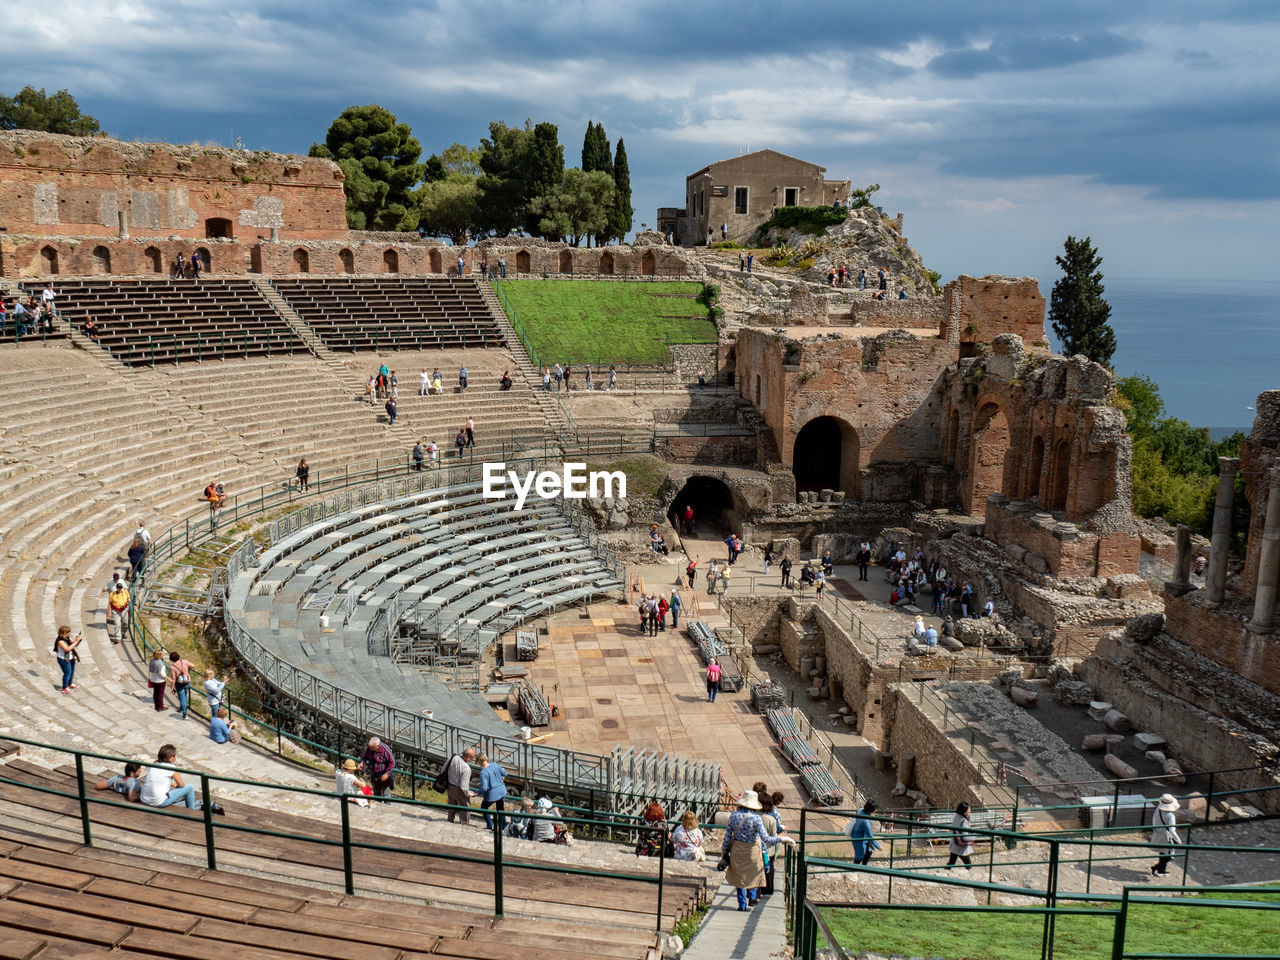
[[756, 205, 848, 235]]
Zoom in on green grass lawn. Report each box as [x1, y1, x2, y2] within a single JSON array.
[[494, 279, 716, 365], [823, 889, 1280, 960]]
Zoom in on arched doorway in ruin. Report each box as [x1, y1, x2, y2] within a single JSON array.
[[792, 415, 860, 500], [599, 251, 614, 275], [383, 249, 399, 273], [292, 248, 310, 273], [429, 249, 442, 274], [40, 246, 59, 275], [91, 246, 111, 275], [1025, 435, 1045, 502], [667, 475, 738, 539], [195, 247, 212, 273], [144, 246, 163, 274], [965, 401, 1011, 515], [1048, 439, 1072, 511], [516, 250, 532, 274], [338, 249, 354, 273], [558, 249, 573, 273], [640, 252, 656, 276]]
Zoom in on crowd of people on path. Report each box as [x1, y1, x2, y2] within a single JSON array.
[[541, 362, 621, 393], [637, 589, 682, 635]]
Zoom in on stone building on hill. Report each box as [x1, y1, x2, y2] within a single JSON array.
[[657, 149, 850, 246]]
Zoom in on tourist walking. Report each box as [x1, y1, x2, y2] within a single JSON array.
[[459, 365, 469, 392], [670, 590, 681, 629], [360, 737, 396, 797], [419, 368, 430, 395], [683, 505, 695, 535], [705, 659, 721, 702], [554, 363, 563, 391], [946, 802, 974, 869], [295, 457, 309, 492], [763, 546, 773, 575], [856, 543, 871, 581], [845, 800, 883, 865], [780, 555, 793, 589], [858, 269, 867, 290], [707, 560, 718, 595], [746, 253, 753, 273], [721, 790, 793, 911], [478, 753, 508, 831], [148, 647, 169, 711], [106, 580, 130, 644], [465, 417, 475, 447], [1149, 794, 1181, 877], [168, 651, 194, 719], [385, 396, 397, 425], [53, 625, 82, 693], [878, 268, 886, 290], [499, 256, 506, 278], [563, 364, 573, 390], [609, 365, 617, 390], [445, 748, 475, 824], [686, 559, 698, 589], [413, 442, 425, 470], [697, 367, 706, 391]]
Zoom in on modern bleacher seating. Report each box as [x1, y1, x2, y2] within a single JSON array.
[[23, 278, 309, 365], [228, 479, 622, 731], [270, 277, 504, 351], [0, 757, 705, 959]]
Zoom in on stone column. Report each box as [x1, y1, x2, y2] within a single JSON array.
[[269, 227, 279, 243], [1165, 523, 1193, 596], [1206, 457, 1239, 605], [117, 210, 129, 238], [1249, 466, 1280, 632]]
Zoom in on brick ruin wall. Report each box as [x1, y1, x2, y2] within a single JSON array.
[[0, 130, 347, 240], [880, 686, 984, 811], [0, 131, 688, 279]]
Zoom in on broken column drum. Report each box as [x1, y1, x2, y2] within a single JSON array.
[[1250, 466, 1280, 632]]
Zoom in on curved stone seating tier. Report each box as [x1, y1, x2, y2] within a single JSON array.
[[218, 472, 722, 808], [270, 277, 503, 352]]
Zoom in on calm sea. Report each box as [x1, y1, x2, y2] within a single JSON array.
[[1044, 277, 1280, 438]]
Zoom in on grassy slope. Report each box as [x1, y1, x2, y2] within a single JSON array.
[[495, 279, 715, 365], [823, 889, 1280, 960]]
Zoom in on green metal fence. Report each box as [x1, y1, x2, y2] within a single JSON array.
[[0, 732, 680, 931]]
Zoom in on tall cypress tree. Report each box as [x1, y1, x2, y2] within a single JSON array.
[[582, 122, 598, 171], [1048, 235, 1116, 366], [525, 122, 565, 236], [609, 138, 633, 243]]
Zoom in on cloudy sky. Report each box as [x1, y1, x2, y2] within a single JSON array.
[[3, 0, 1278, 284]]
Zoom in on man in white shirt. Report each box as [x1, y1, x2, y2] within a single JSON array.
[[419, 368, 429, 396], [134, 521, 152, 549], [41, 284, 56, 314]]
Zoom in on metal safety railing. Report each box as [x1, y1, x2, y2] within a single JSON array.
[[0, 732, 685, 932]]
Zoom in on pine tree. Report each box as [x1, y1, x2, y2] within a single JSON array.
[[1048, 235, 1116, 366], [524, 122, 564, 235], [608, 139, 633, 243], [581, 122, 601, 172]]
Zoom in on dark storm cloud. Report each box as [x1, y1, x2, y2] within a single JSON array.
[[926, 31, 1140, 78]]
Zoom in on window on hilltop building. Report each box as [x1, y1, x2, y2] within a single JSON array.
[[734, 187, 748, 215]]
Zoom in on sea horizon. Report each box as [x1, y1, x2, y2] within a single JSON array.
[[1039, 275, 1279, 435]]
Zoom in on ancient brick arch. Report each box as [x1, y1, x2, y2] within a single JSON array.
[[516, 250, 532, 274], [428, 249, 442, 274], [143, 246, 163, 274], [965, 399, 1012, 515], [383, 249, 399, 273], [40, 246, 59, 275], [558, 249, 573, 274], [1025, 434, 1046, 502], [599, 251, 614, 275], [338, 249, 354, 273], [195, 247, 212, 273], [792, 413, 861, 502], [91, 246, 111, 275], [292, 248, 310, 273], [641, 251, 656, 276], [1048, 438, 1072, 510]]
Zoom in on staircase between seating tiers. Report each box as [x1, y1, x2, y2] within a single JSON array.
[[250, 275, 421, 450], [478, 280, 572, 448]]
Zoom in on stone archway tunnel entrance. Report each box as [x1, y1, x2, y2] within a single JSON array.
[[792, 415, 860, 501], [668, 476, 737, 541]]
